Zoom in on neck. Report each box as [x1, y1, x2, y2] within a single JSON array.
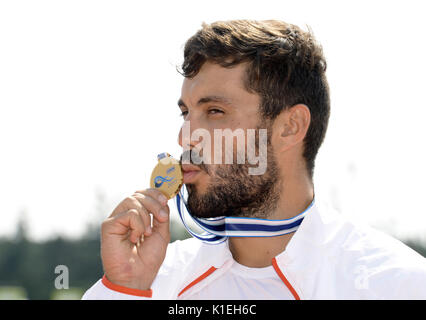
[[228, 173, 314, 268]]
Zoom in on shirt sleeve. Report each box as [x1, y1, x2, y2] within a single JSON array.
[[81, 275, 153, 300], [393, 266, 426, 300]]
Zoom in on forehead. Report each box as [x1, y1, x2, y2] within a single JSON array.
[[180, 61, 257, 106]]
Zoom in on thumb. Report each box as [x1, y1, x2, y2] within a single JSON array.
[[152, 203, 171, 241]]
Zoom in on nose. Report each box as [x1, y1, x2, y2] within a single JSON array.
[[178, 117, 205, 150], [178, 120, 191, 149]]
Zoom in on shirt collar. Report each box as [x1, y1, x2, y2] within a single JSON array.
[[275, 199, 344, 264], [195, 198, 327, 268]]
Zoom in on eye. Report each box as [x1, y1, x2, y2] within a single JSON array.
[[208, 108, 224, 115], [179, 110, 188, 117]]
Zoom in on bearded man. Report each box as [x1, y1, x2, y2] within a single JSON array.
[[83, 20, 426, 300]]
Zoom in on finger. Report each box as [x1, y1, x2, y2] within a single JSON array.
[[124, 209, 146, 244], [113, 196, 152, 236], [137, 204, 152, 236], [151, 203, 170, 241], [105, 208, 145, 244], [135, 188, 169, 206], [132, 191, 169, 223], [109, 196, 143, 219]]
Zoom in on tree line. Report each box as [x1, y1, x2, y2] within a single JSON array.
[[0, 216, 191, 299], [0, 214, 424, 299]]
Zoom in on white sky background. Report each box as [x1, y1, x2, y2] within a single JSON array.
[[0, 0, 425, 242]]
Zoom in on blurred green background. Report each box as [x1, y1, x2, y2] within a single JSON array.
[[0, 211, 191, 300], [0, 204, 424, 300]]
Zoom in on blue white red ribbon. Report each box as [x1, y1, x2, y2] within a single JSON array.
[[175, 185, 314, 245]]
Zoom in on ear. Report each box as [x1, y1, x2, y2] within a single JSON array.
[[273, 104, 311, 153]]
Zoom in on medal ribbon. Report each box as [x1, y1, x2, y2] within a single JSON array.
[[175, 185, 314, 245]]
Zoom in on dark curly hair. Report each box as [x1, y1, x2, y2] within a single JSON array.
[[179, 19, 330, 178]]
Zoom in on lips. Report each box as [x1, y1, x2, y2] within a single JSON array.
[[182, 164, 202, 184]]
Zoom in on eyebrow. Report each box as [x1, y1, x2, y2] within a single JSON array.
[[177, 95, 233, 108]]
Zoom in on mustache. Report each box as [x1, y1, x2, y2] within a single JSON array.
[[179, 149, 209, 173]]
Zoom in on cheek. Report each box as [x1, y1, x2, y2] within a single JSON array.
[[185, 116, 263, 165], [193, 171, 212, 195], [209, 130, 249, 165]]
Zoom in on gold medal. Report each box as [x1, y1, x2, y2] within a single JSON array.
[[150, 153, 183, 199]]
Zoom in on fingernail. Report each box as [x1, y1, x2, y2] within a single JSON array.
[[159, 209, 168, 219]]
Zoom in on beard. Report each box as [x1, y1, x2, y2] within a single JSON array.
[[181, 124, 281, 219]]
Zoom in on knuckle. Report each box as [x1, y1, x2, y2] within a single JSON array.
[[101, 218, 112, 231], [127, 208, 139, 216], [134, 189, 148, 196], [124, 196, 138, 205], [146, 187, 160, 195], [138, 188, 164, 201], [135, 193, 160, 212], [123, 195, 134, 202], [133, 193, 147, 203], [148, 188, 166, 200]]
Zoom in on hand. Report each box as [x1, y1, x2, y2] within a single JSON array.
[[100, 188, 171, 290]]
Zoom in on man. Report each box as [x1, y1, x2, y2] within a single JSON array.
[[82, 20, 426, 299]]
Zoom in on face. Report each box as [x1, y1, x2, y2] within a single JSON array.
[[178, 61, 281, 218]]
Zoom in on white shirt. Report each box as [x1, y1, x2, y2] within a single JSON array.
[[82, 200, 426, 300], [188, 259, 294, 300]]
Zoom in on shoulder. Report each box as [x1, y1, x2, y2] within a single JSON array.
[[331, 214, 426, 299]]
